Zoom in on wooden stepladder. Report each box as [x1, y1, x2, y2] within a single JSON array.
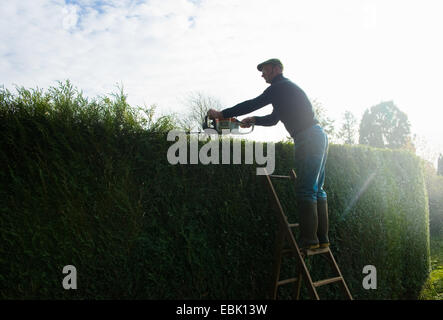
[[264, 169, 353, 300]]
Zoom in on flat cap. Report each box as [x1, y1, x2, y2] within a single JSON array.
[[257, 58, 284, 71]]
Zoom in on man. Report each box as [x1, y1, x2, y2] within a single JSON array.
[[207, 58, 329, 250]]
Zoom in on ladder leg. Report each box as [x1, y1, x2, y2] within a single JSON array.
[[271, 227, 285, 299], [295, 270, 302, 300], [285, 229, 320, 300], [325, 250, 353, 300]]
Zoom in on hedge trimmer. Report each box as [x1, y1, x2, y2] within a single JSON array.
[[202, 116, 254, 135]]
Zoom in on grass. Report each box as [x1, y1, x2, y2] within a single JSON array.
[[419, 234, 443, 300]]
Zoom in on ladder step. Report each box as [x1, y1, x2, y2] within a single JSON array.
[[313, 277, 343, 288], [288, 223, 299, 228], [306, 247, 330, 256], [269, 175, 291, 179], [277, 277, 299, 286], [282, 244, 327, 257]]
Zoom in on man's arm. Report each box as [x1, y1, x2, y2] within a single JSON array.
[[221, 88, 272, 118], [254, 109, 279, 126]]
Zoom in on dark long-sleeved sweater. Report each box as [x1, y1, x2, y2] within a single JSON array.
[[221, 74, 318, 137]]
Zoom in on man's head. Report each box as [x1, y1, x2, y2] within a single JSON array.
[[257, 58, 283, 83]]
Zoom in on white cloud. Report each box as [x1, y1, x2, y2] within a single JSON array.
[[62, 4, 80, 31]]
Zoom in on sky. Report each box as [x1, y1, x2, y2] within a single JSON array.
[[1, 0, 442, 165]]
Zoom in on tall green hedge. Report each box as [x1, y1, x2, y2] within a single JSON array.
[[0, 83, 430, 299]]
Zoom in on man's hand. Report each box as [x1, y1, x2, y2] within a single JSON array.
[[241, 116, 255, 128], [207, 109, 223, 119]]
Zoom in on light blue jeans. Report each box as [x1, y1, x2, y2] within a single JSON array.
[[293, 124, 329, 202]]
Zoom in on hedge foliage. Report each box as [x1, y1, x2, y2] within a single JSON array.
[[0, 82, 430, 299], [424, 166, 443, 237]]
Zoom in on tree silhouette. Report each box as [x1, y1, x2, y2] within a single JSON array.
[[338, 110, 357, 144], [179, 91, 222, 131], [311, 99, 337, 142], [359, 101, 411, 149]]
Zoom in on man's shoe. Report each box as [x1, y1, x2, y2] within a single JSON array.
[[298, 200, 319, 250], [317, 198, 330, 246]]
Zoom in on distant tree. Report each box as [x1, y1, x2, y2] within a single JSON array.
[[402, 136, 416, 154], [179, 91, 222, 131], [438, 154, 443, 176], [412, 134, 441, 165], [338, 110, 357, 144], [311, 99, 337, 142], [359, 101, 411, 149]]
